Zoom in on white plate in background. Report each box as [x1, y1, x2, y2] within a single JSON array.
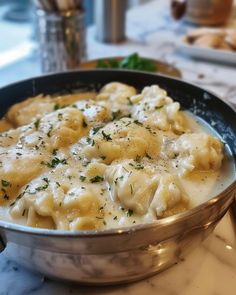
[[177, 39, 236, 65]]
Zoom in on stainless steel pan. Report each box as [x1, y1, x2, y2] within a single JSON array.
[[0, 70, 235, 285]]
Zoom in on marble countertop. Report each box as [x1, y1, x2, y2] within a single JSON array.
[[1, 1, 236, 294]]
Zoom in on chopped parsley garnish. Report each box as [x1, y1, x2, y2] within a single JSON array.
[[127, 97, 133, 105], [54, 103, 61, 110], [155, 105, 163, 110], [130, 184, 134, 195], [90, 175, 104, 183], [41, 157, 67, 168], [47, 124, 53, 137], [52, 149, 58, 156], [58, 113, 63, 121], [102, 131, 112, 141], [10, 185, 29, 207], [113, 216, 118, 220], [1, 180, 11, 187], [135, 155, 141, 162], [96, 53, 157, 72], [80, 175, 86, 182], [35, 178, 49, 192], [129, 162, 144, 170], [54, 104, 67, 111], [123, 166, 129, 173], [145, 152, 152, 159], [112, 110, 121, 121], [34, 118, 41, 130], [86, 137, 95, 146], [92, 126, 102, 135], [133, 120, 143, 126], [99, 203, 106, 210], [127, 209, 133, 217]]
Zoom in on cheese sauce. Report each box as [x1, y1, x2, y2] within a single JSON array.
[[0, 83, 233, 231]]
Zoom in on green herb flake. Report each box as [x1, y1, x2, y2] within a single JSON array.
[[102, 131, 112, 141], [35, 178, 50, 192], [1, 180, 11, 187], [54, 104, 67, 111], [127, 97, 133, 105], [80, 175, 86, 182], [54, 103, 61, 110], [112, 110, 121, 121], [135, 155, 141, 162], [129, 162, 144, 170], [90, 175, 104, 183], [57, 113, 63, 121], [130, 184, 133, 195], [41, 157, 67, 168], [47, 124, 54, 137], [133, 120, 143, 126], [145, 152, 152, 159], [86, 137, 95, 146], [92, 126, 102, 135], [34, 118, 41, 130], [52, 149, 58, 156], [155, 105, 163, 110], [127, 209, 133, 217]]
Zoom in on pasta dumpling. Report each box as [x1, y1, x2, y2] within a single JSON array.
[[105, 160, 159, 214], [150, 174, 187, 217], [0, 82, 225, 231], [39, 107, 86, 148], [96, 82, 137, 104], [84, 118, 159, 164], [6, 92, 96, 127], [131, 85, 188, 133], [173, 133, 223, 175]]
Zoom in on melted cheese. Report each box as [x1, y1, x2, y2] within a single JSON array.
[[0, 82, 230, 231]]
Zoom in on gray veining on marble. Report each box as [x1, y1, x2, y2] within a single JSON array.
[[1, 213, 236, 295], [1, 0, 236, 294]]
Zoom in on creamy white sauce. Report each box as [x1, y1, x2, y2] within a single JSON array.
[[0, 83, 233, 231]]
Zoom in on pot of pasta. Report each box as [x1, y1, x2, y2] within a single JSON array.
[[0, 70, 235, 284]]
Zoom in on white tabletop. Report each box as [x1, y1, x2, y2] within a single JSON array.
[[0, 1, 236, 294]]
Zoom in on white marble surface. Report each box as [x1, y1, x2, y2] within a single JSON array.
[[1, 1, 236, 294]]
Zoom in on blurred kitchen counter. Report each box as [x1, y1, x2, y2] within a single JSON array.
[[1, 0, 236, 105], [0, 1, 236, 294]]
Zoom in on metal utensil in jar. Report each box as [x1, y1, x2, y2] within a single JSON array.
[[36, 8, 86, 73]]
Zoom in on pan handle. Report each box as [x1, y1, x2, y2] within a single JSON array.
[[0, 235, 5, 252]]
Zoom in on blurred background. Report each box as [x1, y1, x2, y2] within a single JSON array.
[[0, 0, 235, 106], [0, 0, 151, 69]]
